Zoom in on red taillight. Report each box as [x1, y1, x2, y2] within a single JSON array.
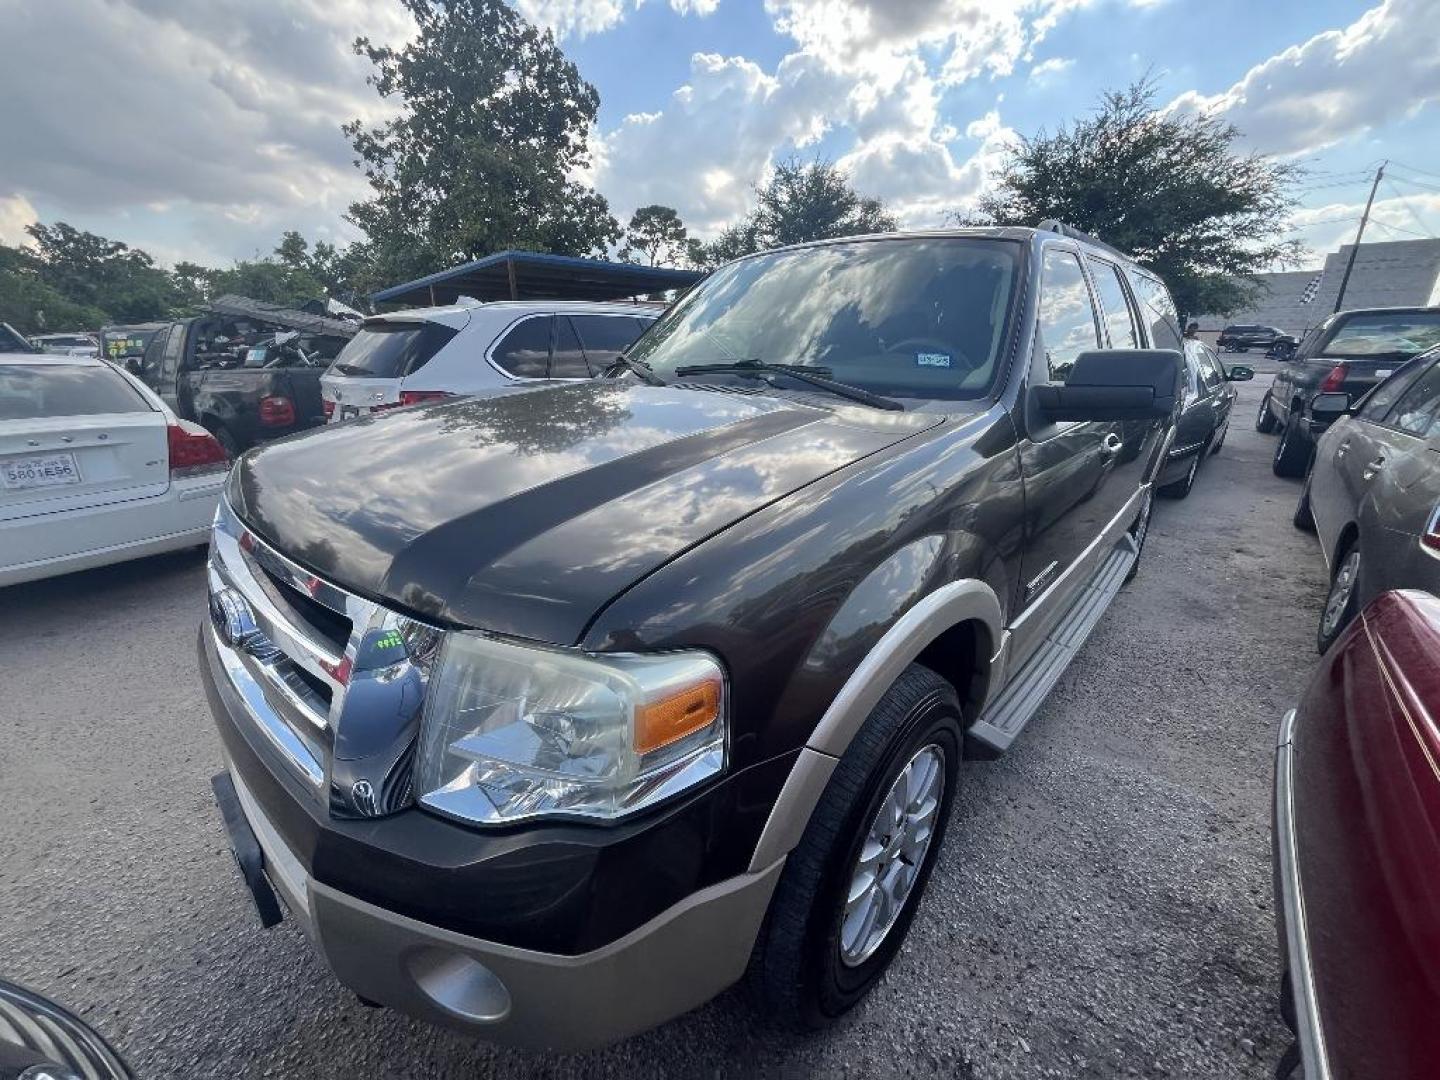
[[398, 390, 453, 407], [1319, 363, 1350, 393], [167, 421, 230, 478], [1424, 506, 1440, 556], [323, 399, 335, 420], [258, 394, 296, 427]]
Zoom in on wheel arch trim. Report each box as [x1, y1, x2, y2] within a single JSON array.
[[747, 578, 1004, 872]]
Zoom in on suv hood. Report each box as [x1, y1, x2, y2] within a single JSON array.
[[230, 381, 939, 643]]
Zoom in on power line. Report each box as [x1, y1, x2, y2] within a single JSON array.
[[1382, 179, 1440, 238], [1386, 171, 1440, 195], [1368, 218, 1436, 241], [1389, 159, 1440, 183]]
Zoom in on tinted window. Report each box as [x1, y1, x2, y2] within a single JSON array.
[[550, 317, 590, 378], [330, 322, 458, 379], [1087, 258, 1139, 349], [1359, 353, 1435, 421], [1037, 249, 1100, 383], [0, 364, 150, 420], [491, 316, 552, 378], [573, 315, 649, 372], [629, 238, 1020, 400], [1323, 312, 1440, 358], [1128, 272, 1183, 351], [1383, 361, 1440, 437], [1181, 342, 1203, 397]]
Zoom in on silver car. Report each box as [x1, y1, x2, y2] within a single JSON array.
[[1297, 345, 1440, 652]]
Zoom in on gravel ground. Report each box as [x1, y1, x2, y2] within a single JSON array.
[[0, 373, 1326, 1079]]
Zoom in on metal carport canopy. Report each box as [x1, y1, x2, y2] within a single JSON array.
[[370, 251, 704, 308]]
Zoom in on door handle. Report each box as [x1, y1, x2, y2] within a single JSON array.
[[1101, 433, 1123, 456], [1363, 457, 1386, 480]]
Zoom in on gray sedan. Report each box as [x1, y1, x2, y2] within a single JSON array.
[[1296, 345, 1440, 651], [1156, 339, 1252, 497]]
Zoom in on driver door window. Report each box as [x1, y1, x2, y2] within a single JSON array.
[[1037, 249, 1102, 384]]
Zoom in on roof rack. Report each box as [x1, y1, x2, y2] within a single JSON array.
[[1036, 219, 1129, 260]]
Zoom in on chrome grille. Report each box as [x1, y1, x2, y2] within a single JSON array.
[[207, 498, 442, 817]]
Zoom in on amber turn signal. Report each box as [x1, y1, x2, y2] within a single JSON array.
[[634, 678, 722, 753]]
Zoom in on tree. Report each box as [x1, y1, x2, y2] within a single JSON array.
[[967, 79, 1303, 316], [690, 159, 898, 269], [24, 222, 180, 323], [0, 243, 107, 333], [344, 0, 621, 288], [619, 205, 690, 266]]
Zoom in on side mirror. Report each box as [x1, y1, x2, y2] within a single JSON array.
[[1226, 365, 1255, 381], [1311, 392, 1351, 425], [1032, 349, 1181, 422]]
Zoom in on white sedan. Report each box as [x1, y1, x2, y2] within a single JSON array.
[[1, 354, 231, 587]]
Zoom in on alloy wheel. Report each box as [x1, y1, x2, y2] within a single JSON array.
[[1321, 549, 1361, 639], [839, 744, 946, 967]]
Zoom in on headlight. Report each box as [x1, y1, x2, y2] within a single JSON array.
[[415, 633, 727, 825]]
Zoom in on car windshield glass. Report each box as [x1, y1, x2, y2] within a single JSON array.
[[328, 322, 457, 378], [1322, 312, 1440, 357], [0, 364, 150, 420], [628, 237, 1020, 401]]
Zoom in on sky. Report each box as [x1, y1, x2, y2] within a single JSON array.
[[2, 0, 1438, 274]]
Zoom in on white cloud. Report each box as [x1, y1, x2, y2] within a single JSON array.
[[0, 194, 38, 246], [514, 0, 718, 39], [1028, 56, 1073, 82], [1288, 189, 1440, 264], [0, 0, 412, 263], [1169, 0, 1440, 156]]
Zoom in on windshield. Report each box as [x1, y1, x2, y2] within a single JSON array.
[[629, 237, 1021, 401], [1322, 312, 1440, 357]]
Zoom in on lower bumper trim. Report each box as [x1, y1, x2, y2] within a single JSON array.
[[211, 771, 283, 929]]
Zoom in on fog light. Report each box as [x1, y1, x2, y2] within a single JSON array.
[[406, 947, 511, 1023]]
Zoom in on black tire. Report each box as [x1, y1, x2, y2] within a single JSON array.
[[1292, 472, 1316, 532], [748, 665, 962, 1030], [1159, 443, 1204, 499], [1255, 392, 1278, 434], [1317, 539, 1362, 654], [208, 423, 241, 459], [1210, 423, 1227, 455], [1124, 488, 1153, 584], [1272, 411, 1310, 478]]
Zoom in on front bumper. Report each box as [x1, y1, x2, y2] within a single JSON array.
[[215, 754, 782, 1050], [200, 621, 786, 1048], [1272, 708, 1331, 1079]]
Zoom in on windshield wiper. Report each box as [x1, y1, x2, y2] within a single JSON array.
[[673, 359, 903, 411], [603, 353, 666, 386]]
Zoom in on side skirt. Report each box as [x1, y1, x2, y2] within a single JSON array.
[[967, 529, 1138, 755]]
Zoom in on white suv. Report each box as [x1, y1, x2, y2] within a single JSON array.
[[321, 300, 660, 421]]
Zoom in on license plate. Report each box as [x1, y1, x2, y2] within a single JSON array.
[[1375, 369, 1393, 378], [1, 452, 82, 490], [340, 405, 363, 420]]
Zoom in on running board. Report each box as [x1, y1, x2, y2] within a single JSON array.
[[968, 533, 1138, 755]]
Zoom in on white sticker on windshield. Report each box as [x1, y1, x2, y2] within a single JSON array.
[[916, 352, 952, 368]]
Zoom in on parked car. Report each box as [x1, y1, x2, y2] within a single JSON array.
[[0, 353, 229, 587], [0, 977, 133, 1079], [1257, 306, 1440, 477], [1217, 324, 1284, 352], [31, 332, 100, 357], [1272, 588, 1440, 1080], [100, 321, 166, 369], [0, 323, 37, 353], [1293, 345, 1440, 651], [1155, 338, 1252, 497], [137, 296, 354, 455], [199, 224, 1183, 1049], [320, 300, 661, 421]]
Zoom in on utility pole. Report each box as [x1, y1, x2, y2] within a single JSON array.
[[1333, 160, 1386, 313]]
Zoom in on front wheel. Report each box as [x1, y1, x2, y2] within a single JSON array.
[[748, 665, 961, 1030], [1317, 543, 1362, 654], [1160, 445, 1204, 499], [1293, 473, 1316, 532]]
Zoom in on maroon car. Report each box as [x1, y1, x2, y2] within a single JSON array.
[[1274, 589, 1440, 1079]]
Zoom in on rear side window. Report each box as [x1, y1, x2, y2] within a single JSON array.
[[1086, 259, 1139, 349], [1037, 249, 1101, 383], [331, 322, 459, 379], [572, 315, 650, 371], [491, 316, 553, 378], [1359, 354, 1435, 421], [1382, 361, 1440, 437], [1127, 272, 1183, 351], [0, 364, 150, 420], [550, 317, 590, 378]]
